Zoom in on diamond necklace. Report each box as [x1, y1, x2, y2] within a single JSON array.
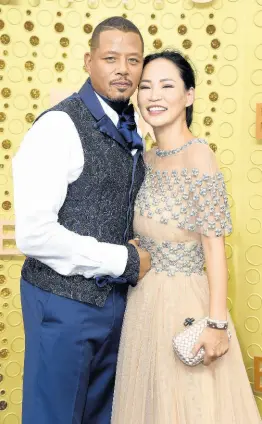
[[155, 138, 208, 157]]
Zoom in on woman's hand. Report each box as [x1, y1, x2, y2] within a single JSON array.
[[191, 327, 229, 366]]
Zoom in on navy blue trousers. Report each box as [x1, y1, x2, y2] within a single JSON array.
[[20, 279, 127, 424]]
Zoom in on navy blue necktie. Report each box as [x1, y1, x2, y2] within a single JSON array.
[[117, 104, 144, 151]]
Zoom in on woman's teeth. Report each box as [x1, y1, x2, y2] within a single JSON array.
[[148, 106, 167, 112]]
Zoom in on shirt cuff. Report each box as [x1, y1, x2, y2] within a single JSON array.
[[72, 235, 128, 279], [98, 242, 128, 278]]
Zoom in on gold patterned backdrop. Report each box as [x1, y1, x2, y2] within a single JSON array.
[[0, 0, 262, 422]]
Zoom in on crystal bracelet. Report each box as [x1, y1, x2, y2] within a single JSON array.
[[206, 318, 228, 330]]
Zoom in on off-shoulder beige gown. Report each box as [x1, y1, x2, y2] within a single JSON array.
[[111, 140, 261, 424]]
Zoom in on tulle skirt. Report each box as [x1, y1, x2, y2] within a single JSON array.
[[111, 270, 261, 424]]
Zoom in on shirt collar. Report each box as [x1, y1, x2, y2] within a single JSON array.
[[95, 92, 141, 132]]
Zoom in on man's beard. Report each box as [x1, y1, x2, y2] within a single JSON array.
[[99, 91, 130, 114], [107, 94, 129, 103]]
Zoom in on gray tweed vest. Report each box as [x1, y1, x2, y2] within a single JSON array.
[[21, 93, 145, 307]]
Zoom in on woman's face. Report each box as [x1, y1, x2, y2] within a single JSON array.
[[137, 58, 194, 129]]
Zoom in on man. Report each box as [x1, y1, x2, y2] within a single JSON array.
[[13, 16, 150, 424]]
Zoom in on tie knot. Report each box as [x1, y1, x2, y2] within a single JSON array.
[[120, 104, 135, 120], [119, 104, 136, 130]]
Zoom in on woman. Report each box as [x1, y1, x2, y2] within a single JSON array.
[[111, 51, 261, 423]]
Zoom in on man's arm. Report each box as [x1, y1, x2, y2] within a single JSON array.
[[13, 111, 129, 279]]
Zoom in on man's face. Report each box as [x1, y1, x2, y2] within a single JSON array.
[[84, 29, 144, 101]]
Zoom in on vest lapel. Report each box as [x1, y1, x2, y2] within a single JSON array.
[[78, 79, 131, 154]]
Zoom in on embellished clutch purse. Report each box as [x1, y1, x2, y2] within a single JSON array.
[[172, 317, 231, 367]]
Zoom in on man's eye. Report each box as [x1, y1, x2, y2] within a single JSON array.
[[129, 58, 139, 63], [105, 57, 115, 62]]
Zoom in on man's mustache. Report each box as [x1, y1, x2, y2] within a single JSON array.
[[110, 79, 132, 86]]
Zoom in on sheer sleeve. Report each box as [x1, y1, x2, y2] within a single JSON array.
[[183, 145, 233, 237]]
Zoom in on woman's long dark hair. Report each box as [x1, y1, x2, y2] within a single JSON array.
[[143, 50, 196, 128]]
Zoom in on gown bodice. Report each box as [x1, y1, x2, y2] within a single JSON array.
[[133, 142, 232, 276]]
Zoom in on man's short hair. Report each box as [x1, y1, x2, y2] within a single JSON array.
[[90, 16, 144, 51]]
